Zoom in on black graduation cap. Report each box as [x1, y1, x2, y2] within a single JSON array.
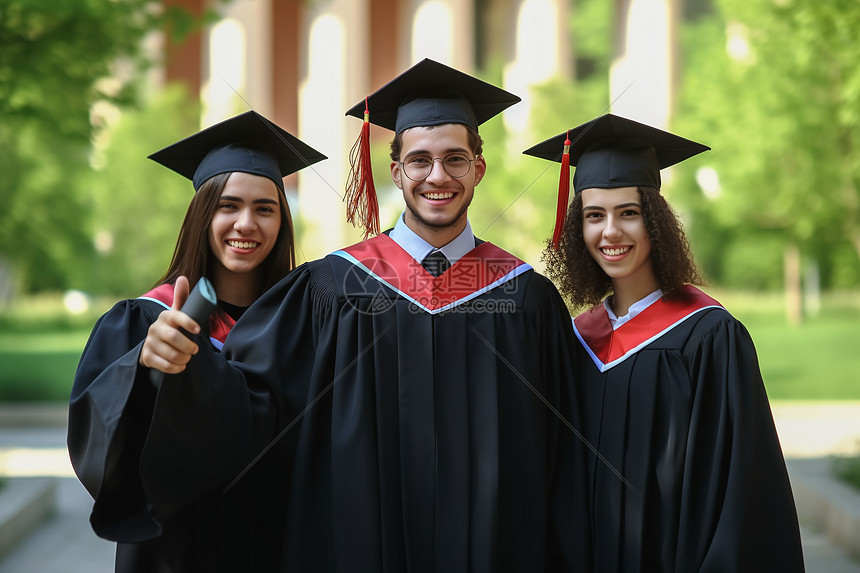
[[524, 113, 710, 193], [345, 58, 521, 134], [522, 114, 709, 248], [343, 58, 521, 238], [148, 110, 326, 192]]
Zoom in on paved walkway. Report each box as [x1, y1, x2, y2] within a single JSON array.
[[0, 477, 115, 573], [1, 402, 859, 572]]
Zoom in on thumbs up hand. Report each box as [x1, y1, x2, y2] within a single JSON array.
[[139, 276, 202, 374]]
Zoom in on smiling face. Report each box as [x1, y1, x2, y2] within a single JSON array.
[[581, 186, 658, 301], [207, 171, 282, 285], [390, 123, 486, 247]]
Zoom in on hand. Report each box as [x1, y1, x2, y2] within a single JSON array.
[[139, 276, 202, 374]]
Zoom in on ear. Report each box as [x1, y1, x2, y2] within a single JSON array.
[[390, 161, 403, 188], [473, 155, 487, 186]]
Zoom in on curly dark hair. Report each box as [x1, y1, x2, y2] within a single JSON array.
[[543, 186, 704, 310]]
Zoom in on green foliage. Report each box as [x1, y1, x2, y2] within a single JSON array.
[[673, 0, 860, 290], [824, 243, 860, 289], [0, 0, 153, 293], [83, 87, 200, 297], [833, 454, 860, 492], [569, 0, 612, 65], [0, 123, 94, 291], [0, 0, 156, 138], [0, 1, 212, 296], [717, 233, 784, 289]]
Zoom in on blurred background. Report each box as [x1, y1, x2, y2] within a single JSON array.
[[2, 0, 858, 403], [1, 0, 860, 449], [1, 1, 860, 569]]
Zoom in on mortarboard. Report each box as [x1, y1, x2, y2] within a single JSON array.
[[148, 110, 326, 192], [344, 58, 521, 238], [523, 113, 709, 248]]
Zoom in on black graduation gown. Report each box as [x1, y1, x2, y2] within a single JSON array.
[[573, 285, 804, 572], [68, 285, 288, 573], [138, 234, 591, 572]]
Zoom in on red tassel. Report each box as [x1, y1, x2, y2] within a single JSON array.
[[551, 131, 571, 249], [345, 98, 380, 239]]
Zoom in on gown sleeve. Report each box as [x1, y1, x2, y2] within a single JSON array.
[[67, 298, 166, 540], [134, 262, 332, 528], [675, 309, 804, 573]]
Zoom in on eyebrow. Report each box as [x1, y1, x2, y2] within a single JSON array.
[[583, 202, 641, 211], [220, 195, 279, 205], [403, 147, 470, 159]]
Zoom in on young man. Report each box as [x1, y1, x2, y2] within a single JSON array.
[[141, 59, 589, 572]]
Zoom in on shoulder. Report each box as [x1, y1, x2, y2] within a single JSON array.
[[137, 283, 174, 308], [133, 284, 176, 322], [523, 269, 553, 289], [83, 297, 166, 350], [518, 268, 562, 298], [680, 305, 751, 359], [104, 295, 170, 323], [253, 258, 339, 311], [514, 269, 573, 321], [677, 286, 739, 338]]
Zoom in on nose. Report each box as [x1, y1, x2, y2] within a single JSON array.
[[233, 207, 257, 232], [424, 158, 452, 184], [603, 215, 622, 240]]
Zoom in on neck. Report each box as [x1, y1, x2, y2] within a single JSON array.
[[211, 266, 262, 307], [404, 214, 467, 249], [610, 277, 659, 317]]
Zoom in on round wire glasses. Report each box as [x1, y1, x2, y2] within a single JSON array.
[[399, 154, 477, 181]]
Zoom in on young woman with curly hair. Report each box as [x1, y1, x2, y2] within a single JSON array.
[[544, 184, 704, 313], [526, 114, 804, 573]]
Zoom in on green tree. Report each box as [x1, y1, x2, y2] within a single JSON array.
[[83, 86, 200, 297], [673, 0, 860, 319], [0, 0, 220, 295], [0, 0, 159, 292]]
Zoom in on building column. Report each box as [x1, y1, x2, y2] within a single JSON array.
[[407, 0, 475, 71], [271, 1, 303, 193], [297, 0, 373, 259], [200, 0, 274, 127], [503, 0, 571, 137], [610, 0, 679, 129]]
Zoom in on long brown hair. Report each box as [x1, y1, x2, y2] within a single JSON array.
[[157, 172, 297, 295], [543, 186, 704, 310]]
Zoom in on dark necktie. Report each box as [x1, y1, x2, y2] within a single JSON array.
[[422, 250, 451, 277]]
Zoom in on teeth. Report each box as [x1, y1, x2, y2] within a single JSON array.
[[425, 192, 454, 200], [228, 240, 258, 249], [602, 246, 630, 256]]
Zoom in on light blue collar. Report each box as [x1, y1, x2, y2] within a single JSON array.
[[388, 213, 475, 265]]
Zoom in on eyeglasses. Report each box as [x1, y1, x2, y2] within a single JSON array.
[[399, 153, 477, 181]]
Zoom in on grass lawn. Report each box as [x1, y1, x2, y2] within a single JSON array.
[[0, 293, 105, 402], [0, 289, 859, 402], [709, 289, 860, 401], [0, 330, 92, 401]]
